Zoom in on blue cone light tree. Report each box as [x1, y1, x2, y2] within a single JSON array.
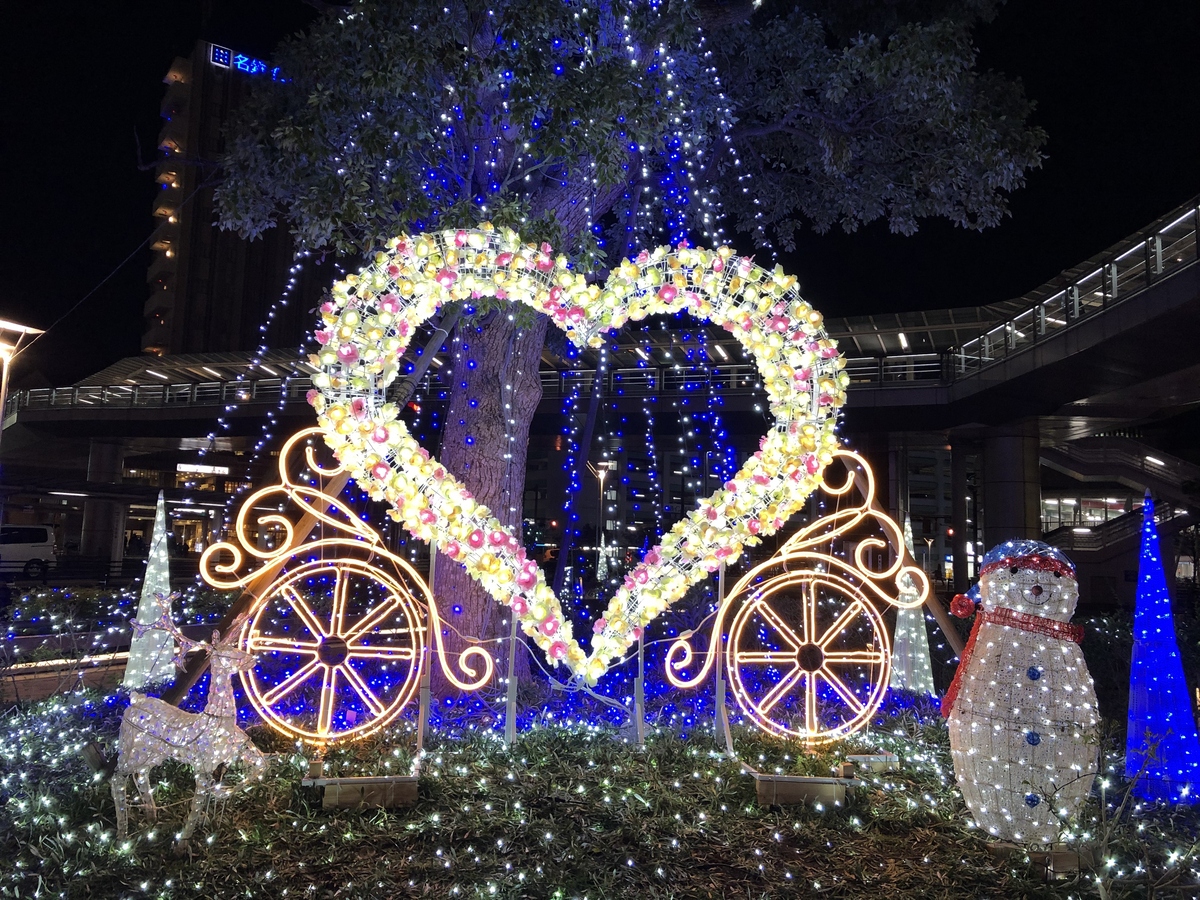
[[122, 491, 175, 689], [889, 515, 937, 697], [1125, 492, 1200, 803]]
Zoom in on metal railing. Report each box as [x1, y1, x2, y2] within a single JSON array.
[[952, 197, 1200, 376], [4, 378, 313, 421], [536, 354, 945, 401], [1044, 503, 1191, 553], [1044, 437, 1200, 494], [3, 355, 949, 422]]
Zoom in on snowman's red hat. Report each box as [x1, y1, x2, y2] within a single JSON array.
[[978, 539, 1075, 581]]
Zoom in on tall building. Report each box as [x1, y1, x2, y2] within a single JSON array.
[[144, 41, 313, 355]]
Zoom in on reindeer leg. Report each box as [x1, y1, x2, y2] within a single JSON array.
[[111, 775, 129, 839], [133, 770, 156, 824], [177, 773, 211, 849]]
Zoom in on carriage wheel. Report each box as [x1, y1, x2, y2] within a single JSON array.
[[240, 557, 427, 744], [725, 570, 890, 746]]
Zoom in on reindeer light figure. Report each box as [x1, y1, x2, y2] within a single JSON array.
[[112, 609, 266, 846]]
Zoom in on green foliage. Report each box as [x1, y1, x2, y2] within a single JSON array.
[[217, 0, 1045, 257], [717, 11, 1046, 246], [5, 586, 234, 639], [218, 0, 681, 257]]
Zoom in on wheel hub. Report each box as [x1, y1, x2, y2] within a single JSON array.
[[317, 636, 349, 666], [797, 643, 825, 672]]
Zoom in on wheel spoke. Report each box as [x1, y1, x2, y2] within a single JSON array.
[[347, 645, 416, 661], [737, 650, 798, 666], [819, 667, 866, 715], [804, 672, 819, 736], [316, 666, 337, 738], [339, 662, 387, 717], [341, 593, 402, 645], [261, 658, 322, 706], [818, 600, 865, 649], [282, 586, 329, 639], [803, 580, 818, 645], [823, 650, 885, 665], [753, 599, 803, 652], [330, 568, 350, 637], [246, 635, 319, 655], [757, 664, 804, 716]]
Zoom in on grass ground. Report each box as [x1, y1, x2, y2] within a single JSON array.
[[3, 687, 1196, 900]]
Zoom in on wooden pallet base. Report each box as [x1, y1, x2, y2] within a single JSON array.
[[846, 752, 899, 773], [754, 773, 857, 806], [302, 775, 418, 810], [987, 842, 1096, 879]]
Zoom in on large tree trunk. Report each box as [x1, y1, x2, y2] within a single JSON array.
[[430, 181, 629, 696], [432, 311, 549, 694]]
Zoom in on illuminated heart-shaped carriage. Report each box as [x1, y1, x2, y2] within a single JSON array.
[[201, 227, 927, 750]]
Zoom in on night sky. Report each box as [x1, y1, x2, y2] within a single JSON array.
[[1, 0, 1198, 386]]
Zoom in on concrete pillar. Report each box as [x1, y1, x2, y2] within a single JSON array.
[[889, 438, 909, 528], [950, 440, 969, 593], [982, 418, 1041, 549], [80, 439, 126, 561]]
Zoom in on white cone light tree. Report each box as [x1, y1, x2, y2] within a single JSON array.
[[889, 515, 937, 698], [123, 491, 175, 690]]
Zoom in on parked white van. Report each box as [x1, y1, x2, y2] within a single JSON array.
[[0, 526, 57, 579]]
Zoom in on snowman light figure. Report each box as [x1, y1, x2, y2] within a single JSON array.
[[943, 540, 1098, 845]]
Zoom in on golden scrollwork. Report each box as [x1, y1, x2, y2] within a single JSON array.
[[201, 428, 493, 745], [666, 449, 930, 746]]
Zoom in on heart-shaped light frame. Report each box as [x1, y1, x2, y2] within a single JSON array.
[[309, 224, 847, 684]]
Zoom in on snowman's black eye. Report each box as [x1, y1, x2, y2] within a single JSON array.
[[1053, 571, 1061, 578], [1010, 566, 1019, 574]]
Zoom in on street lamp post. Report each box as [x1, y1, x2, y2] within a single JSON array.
[[0, 318, 46, 527], [588, 459, 614, 585]]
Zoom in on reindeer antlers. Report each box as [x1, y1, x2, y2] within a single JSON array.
[[131, 598, 255, 671], [131, 593, 212, 670]]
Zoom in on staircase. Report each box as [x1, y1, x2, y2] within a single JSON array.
[[1043, 503, 1192, 558], [1040, 437, 1200, 510], [1040, 437, 1198, 606]]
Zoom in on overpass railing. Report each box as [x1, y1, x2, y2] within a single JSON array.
[[4, 377, 314, 421], [3, 354, 949, 422], [537, 354, 944, 400], [951, 196, 1200, 376], [1044, 503, 1191, 554], [1046, 437, 1200, 492]]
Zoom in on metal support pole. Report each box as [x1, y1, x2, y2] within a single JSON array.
[[950, 441, 969, 595], [634, 628, 646, 748], [503, 610, 519, 747], [417, 541, 436, 753], [714, 563, 735, 757]]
